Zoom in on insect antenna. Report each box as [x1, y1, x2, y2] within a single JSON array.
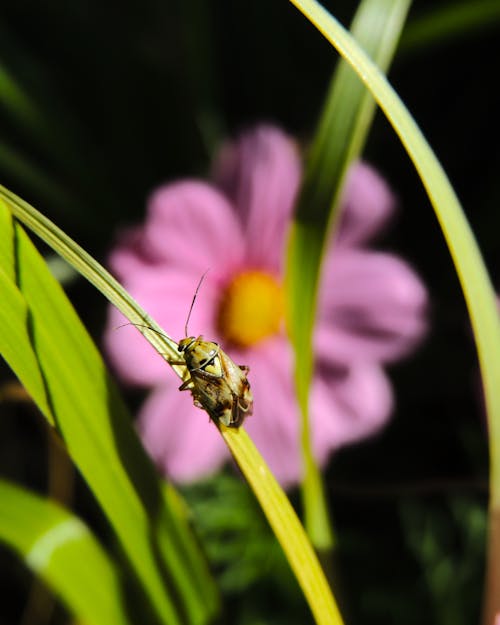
[[184, 270, 209, 337], [115, 322, 170, 339]]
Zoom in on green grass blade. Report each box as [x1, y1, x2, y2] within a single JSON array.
[[289, 0, 500, 515], [400, 0, 500, 53], [286, 0, 411, 549], [0, 183, 342, 625], [0, 183, 181, 365], [0, 479, 132, 625], [222, 427, 344, 625], [288, 0, 500, 621], [0, 200, 219, 625], [0, 203, 54, 421]]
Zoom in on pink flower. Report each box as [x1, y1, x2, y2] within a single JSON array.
[[104, 125, 428, 487]]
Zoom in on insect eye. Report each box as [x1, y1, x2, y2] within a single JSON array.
[[178, 337, 195, 353]]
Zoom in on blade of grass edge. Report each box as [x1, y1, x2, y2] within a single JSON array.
[[287, 1, 500, 623], [286, 0, 411, 550]]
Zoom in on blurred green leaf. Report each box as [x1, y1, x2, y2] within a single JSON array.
[[289, 0, 500, 509], [0, 140, 84, 217], [183, 474, 290, 593], [0, 61, 58, 147], [289, 0, 500, 620], [0, 479, 132, 625], [401, 497, 486, 625], [400, 0, 500, 53], [0, 200, 219, 625], [286, 0, 411, 549]]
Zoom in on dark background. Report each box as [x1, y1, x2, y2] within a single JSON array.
[[0, 1, 499, 624]]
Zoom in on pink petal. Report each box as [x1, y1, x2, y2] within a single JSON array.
[[213, 125, 301, 272], [242, 338, 302, 487], [138, 383, 229, 482], [103, 268, 221, 386], [316, 249, 428, 364], [107, 225, 158, 278], [311, 361, 393, 459], [104, 305, 171, 386], [336, 161, 396, 246], [145, 181, 245, 279]]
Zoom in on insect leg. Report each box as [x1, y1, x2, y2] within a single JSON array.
[[179, 378, 194, 391]]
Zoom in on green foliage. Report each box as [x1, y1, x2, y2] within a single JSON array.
[[0, 201, 219, 625], [286, 0, 412, 550], [289, 0, 500, 506], [402, 497, 486, 625], [400, 0, 500, 53], [0, 479, 132, 625], [184, 473, 312, 625], [221, 426, 344, 625], [1, 159, 344, 624], [0, 2, 499, 624], [0, 173, 343, 624]]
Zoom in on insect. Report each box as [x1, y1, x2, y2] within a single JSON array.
[[170, 274, 253, 428]]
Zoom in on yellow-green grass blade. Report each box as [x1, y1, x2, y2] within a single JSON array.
[[0, 184, 180, 365], [0, 203, 53, 421], [0, 183, 343, 625], [0, 200, 219, 625], [289, 0, 500, 521], [288, 0, 500, 621], [286, 0, 411, 549], [222, 427, 344, 625], [0, 479, 131, 625]]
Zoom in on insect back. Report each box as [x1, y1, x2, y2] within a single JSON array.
[[174, 275, 253, 428]]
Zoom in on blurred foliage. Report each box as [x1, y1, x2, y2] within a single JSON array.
[[0, 1, 499, 624], [402, 496, 486, 625], [182, 473, 311, 625]]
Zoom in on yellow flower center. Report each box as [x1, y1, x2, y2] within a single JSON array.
[[217, 270, 283, 348]]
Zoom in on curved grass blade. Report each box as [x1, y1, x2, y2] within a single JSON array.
[[222, 426, 344, 625], [286, 0, 411, 549], [0, 479, 131, 625], [0, 184, 180, 365], [0, 183, 344, 625], [287, 1, 500, 622], [0, 200, 219, 625]]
